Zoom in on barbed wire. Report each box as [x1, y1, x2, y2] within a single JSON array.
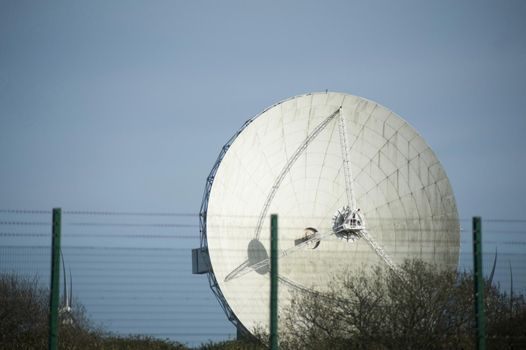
[[0, 221, 51, 226], [66, 222, 199, 228], [0, 209, 51, 214], [2, 208, 526, 222], [0, 209, 197, 216]]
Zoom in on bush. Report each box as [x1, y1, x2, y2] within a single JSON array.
[[197, 339, 265, 350], [0, 273, 190, 350], [271, 260, 526, 350], [0, 273, 48, 349]]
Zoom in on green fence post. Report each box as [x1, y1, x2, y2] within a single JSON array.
[[270, 214, 279, 350], [49, 208, 61, 350], [473, 216, 486, 350]]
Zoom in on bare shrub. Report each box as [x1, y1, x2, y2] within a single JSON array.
[[272, 260, 526, 350]]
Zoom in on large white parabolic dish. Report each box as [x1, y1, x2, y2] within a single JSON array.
[[200, 92, 459, 333]]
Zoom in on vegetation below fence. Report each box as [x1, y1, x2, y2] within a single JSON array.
[[1, 260, 525, 349], [258, 260, 526, 350], [0, 273, 262, 350]]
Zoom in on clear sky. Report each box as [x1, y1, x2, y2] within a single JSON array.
[[1, 0, 525, 218], [1, 0, 525, 345]]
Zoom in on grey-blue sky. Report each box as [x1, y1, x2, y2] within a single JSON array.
[[1, 1, 525, 218], [1, 0, 526, 343]]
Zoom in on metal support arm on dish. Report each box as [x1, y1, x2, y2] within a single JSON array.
[[337, 107, 405, 282], [360, 230, 403, 278], [224, 231, 333, 282], [253, 108, 341, 241]]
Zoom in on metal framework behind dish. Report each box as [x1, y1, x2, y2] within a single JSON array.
[[198, 130, 246, 332], [198, 97, 298, 333], [198, 92, 380, 333]]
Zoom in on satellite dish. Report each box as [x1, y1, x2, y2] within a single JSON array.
[[196, 92, 459, 334]]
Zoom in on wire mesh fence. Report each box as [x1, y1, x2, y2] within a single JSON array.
[[0, 209, 525, 348], [0, 209, 233, 346]]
